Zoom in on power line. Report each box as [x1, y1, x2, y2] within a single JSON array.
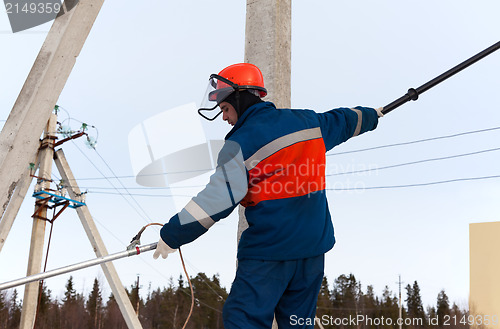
[[327, 147, 500, 176], [55, 111, 500, 196], [92, 214, 130, 248], [84, 174, 500, 196], [93, 148, 155, 223], [183, 260, 227, 301], [47, 108, 225, 306], [52, 172, 62, 182], [70, 140, 152, 226], [90, 191, 195, 198], [57, 185, 206, 191], [327, 126, 500, 156], [57, 168, 213, 182], [60, 125, 500, 182], [326, 174, 500, 191], [67, 146, 500, 192]]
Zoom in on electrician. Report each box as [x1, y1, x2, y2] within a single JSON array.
[[153, 63, 382, 329]]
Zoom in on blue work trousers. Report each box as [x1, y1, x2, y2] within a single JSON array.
[[223, 254, 324, 329]]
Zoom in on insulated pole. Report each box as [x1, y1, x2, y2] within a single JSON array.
[[0, 243, 157, 291], [382, 41, 500, 115]]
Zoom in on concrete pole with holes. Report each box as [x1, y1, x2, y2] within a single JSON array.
[[19, 114, 56, 329], [240, 1, 291, 328]]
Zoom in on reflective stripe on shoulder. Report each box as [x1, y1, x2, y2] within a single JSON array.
[[244, 127, 323, 171], [351, 108, 362, 137], [184, 200, 215, 229]]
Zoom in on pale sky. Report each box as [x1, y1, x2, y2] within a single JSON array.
[[1, 0, 500, 311]]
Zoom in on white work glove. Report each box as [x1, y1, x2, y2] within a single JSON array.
[[153, 238, 177, 260], [376, 107, 384, 118]]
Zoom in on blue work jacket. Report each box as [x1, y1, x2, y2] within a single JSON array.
[[161, 102, 379, 261]]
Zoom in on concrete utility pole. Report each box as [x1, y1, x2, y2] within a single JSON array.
[[0, 155, 38, 253], [241, 1, 291, 328], [0, 0, 104, 221], [244, 0, 291, 108], [54, 149, 143, 329], [0, 0, 143, 327], [398, 275, 403, 329], [19, 114, 56, 329], [239, 0, 291, 245], [6, 115, 143, 329]]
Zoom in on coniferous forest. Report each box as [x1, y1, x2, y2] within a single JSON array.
[[0, 273, 471, 329]]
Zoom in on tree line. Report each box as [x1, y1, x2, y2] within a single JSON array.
[[0, 273, 469, 329], [316, 274, 470, 329]]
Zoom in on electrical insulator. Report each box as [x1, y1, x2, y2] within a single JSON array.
[[34, 183, 42, 193], [78, 193, 86, 204]]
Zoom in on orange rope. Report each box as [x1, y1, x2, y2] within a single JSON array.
[[179, 248, 194, 329], [144, 223, 194, 329]]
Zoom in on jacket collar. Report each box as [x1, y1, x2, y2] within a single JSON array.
[[225, 102, 276, 139]]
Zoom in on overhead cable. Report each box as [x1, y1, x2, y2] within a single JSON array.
[[326, 174, 500, 191], [327, 126, 500, 156], [70, 146, 500, 190], [58, 168, 212, 181], [85, 174, 500, 196], [328, 147, 500, 176], [94, 148, 155, 223], [70, 140, 152, 225], [60, 125, 500, 182]]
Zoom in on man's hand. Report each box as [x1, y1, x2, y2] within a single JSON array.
[[376, 107, 384, 118], [153, 238, 177, 260]]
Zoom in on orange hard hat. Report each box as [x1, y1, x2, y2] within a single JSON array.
[[209, 63, 267, 102]]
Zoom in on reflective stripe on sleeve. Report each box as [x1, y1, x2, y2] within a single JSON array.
[[184, 200, 215, 229], [351, 108, 362, 137], [244, 127, 323, 171]]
